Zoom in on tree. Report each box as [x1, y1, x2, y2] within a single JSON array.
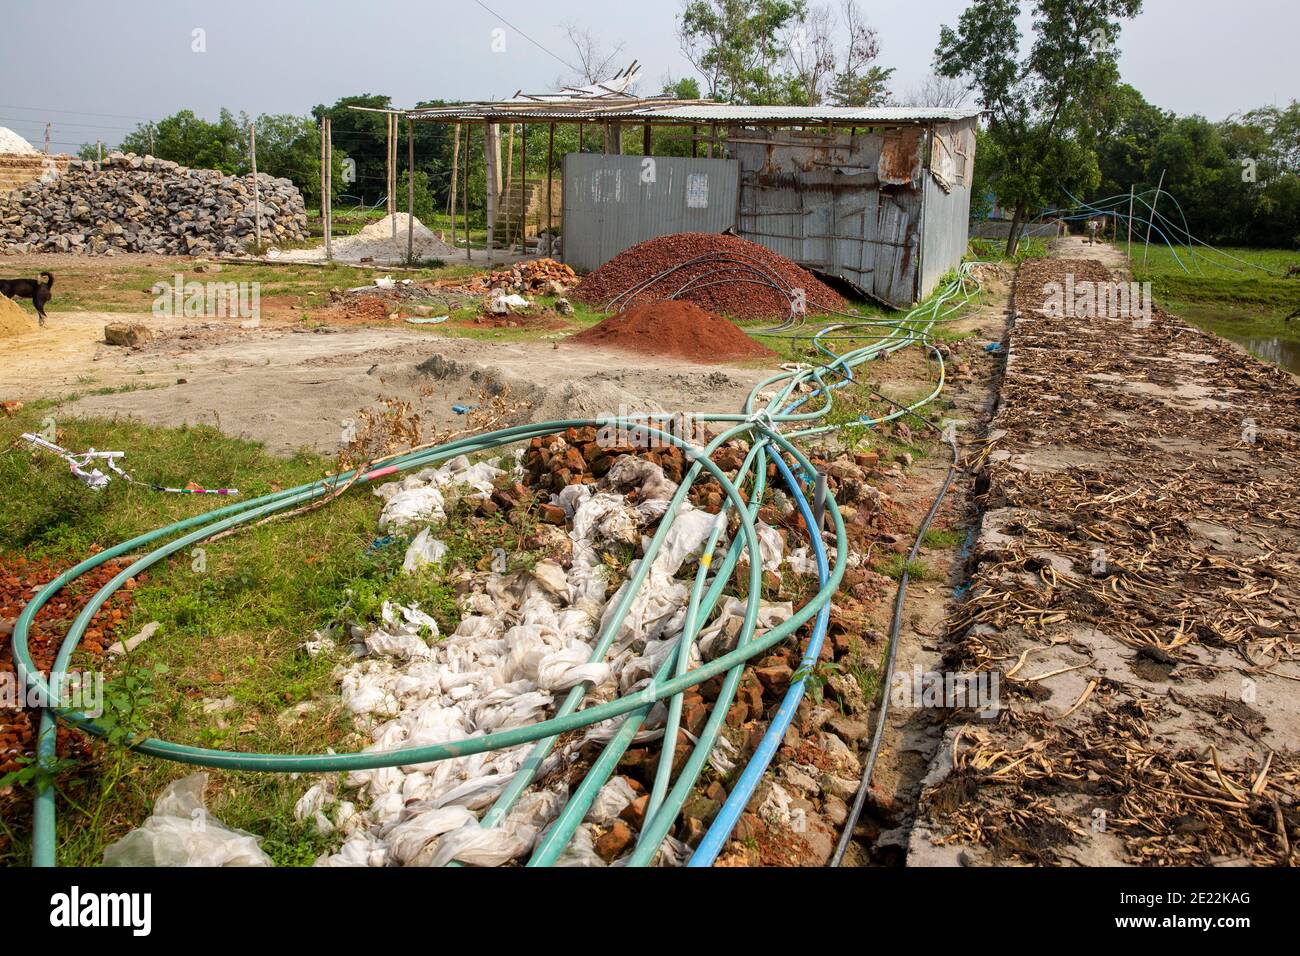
[[556, 23, 627, 89], [824, 0, 893, 106], [678, 0, 806, 104], [119, 109, 244, 173], [936, 0, 1143, 254], [902, 73, 973, 109]]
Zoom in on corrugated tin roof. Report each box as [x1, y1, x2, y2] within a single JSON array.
[[642, 105, 983, 123], [403, 101, 982, 125]]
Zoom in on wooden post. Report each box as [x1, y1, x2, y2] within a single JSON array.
[[691, 124, 698, 158], [96, 140, 102, 164], [463, 123, 471, 262], [324, 117, 333, 261], [320, 118, 326, 247], [520, 122, 527, 253], [1142, 169, 1165, 266], [44, 123, 51, 156], [546, 123, 555, 255], [485, 122, 496, 265], [643, 122, 651, 155], [407, 117, 415, 263], [388, 113, 397, 239], [504, 124, 515, 241], [249, 122, 262, 249], [448, 122, 461, 245]]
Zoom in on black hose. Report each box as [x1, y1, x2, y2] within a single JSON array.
[[829, 396, 961, 867]]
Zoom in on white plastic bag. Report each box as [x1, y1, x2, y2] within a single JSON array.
[[402, 527, 448, 574], [103, 773, 272, 867]]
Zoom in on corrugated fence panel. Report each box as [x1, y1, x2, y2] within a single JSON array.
[[919, 119, 978, 298], [731, 126, 923, 308], [561, 153, 739, 273]]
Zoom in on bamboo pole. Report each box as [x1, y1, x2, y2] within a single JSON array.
[[324, 117, 333, 261], [520, 122, 527, 252], [388, 113, 397, 240], [448, 122, 461, 246], [407, 117, 415, 263], [249, 122, 262, 249], [463, 123, 471, 262], [485, 122, 496, 266], [546, 123, 555, 255]]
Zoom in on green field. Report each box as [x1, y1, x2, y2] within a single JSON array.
[[1128, 244, 1300, 373]]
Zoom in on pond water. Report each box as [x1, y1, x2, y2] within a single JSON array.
[[1172, 303, 1300, 376], [1219, 333, 1300, 375]]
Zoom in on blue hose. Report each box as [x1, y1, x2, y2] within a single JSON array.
[[688, 448, 831, 865]]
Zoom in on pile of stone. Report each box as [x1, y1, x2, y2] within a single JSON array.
[[0, 152, 309, 256]]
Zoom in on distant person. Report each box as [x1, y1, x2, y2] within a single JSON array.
[[1085, 218, 1100, 245]]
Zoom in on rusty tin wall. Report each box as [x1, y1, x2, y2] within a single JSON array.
[[560, 153, 739, 273], [730, 126, 927, 308]]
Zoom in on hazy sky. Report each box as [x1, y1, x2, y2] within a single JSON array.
[[0, 0, 1294, 151]]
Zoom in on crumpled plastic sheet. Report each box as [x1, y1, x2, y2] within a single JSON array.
[[586, 775, 638, 825], [310, 455, 776, 866], [104, 773, 272, 867], [402, 527, 448, 573], [375, 455, 504, 531]]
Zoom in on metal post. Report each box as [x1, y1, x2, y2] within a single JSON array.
[[1126, 184, 1134, 262]]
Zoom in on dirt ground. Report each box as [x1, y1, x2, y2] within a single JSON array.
[[3, 307, 778, 456]]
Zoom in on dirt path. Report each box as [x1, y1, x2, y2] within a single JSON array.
[[906, 252, 1300, 867]]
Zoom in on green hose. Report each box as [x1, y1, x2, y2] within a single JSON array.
[[16, 264, 984, 867]]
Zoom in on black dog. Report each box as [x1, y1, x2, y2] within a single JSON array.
[[0, 271, 54, 325]]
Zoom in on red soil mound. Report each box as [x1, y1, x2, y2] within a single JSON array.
[[569, 299, 776, 363], [574, 232, 846, 321]]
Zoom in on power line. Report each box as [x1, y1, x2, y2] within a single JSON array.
[[0, 116, 140, 133], [472, 0, 578, 74], [0, 102, 153, 122]]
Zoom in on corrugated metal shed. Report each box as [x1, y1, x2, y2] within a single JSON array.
[[561, 153, 739, 273], [919, 118, 978, 298]]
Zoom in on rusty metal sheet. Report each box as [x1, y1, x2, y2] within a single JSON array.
[[879, 127, 924, 186], [732, 125, 923, 307]]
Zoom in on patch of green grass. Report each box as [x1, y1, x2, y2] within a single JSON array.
[[921, 527, 964, 550], [967, 236, 1049, 263], [879, 554, 932, 582], [0, 405, 539, 866], [1130, 244, 1300, 313]]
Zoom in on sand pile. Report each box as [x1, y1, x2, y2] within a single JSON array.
[[0, 127, 37, 156], [575, 232, 846, 321], [0, 294, 38, 338], [569, 299, 776, 363], [279, 213, 459, 265]]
